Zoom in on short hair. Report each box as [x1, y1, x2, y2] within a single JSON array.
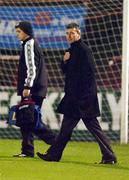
[[15, 21, 33, 37], [66, 23, 80, 30]]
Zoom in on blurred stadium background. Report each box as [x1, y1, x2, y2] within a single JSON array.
[[0, 0, 123, 142]]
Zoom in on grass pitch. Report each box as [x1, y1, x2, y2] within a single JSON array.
[[0, 140, 129, 180]]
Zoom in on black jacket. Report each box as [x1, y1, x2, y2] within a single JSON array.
[[17, 37, 47, 97], [57, 39, 100, 118]]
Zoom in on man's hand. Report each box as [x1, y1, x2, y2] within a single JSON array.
[[22, 89, 30, 97], [63, 52, 70, 62]]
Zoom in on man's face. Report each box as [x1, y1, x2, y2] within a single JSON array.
[[15, 28, 28, 41], [66, 27, 81, 44]]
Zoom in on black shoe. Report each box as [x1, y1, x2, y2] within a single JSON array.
[[37, 152, 60, 162], [13, 153, 34, 158], [99, 156, 117, 164]]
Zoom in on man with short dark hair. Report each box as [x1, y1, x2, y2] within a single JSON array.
[[37, 23, 117, 164], [14, 21, 55, 157]]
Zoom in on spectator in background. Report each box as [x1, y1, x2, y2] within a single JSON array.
[[14, 21, 55, 157], [37, 23, 117, 164]]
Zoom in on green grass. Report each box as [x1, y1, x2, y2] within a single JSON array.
[[0, 140, 129, 180]]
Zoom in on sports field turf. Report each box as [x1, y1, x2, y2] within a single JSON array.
[[0, 140, 129, 180]]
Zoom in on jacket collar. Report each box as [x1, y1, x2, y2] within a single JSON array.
[[21, 36, 33, 45], [71, 39, 82, 47]]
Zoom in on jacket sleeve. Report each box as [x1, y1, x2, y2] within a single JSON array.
[[78, 46, 96, 99], [24, 39, 36, 89], [80, 47, 95, 78], [60, 49, 71, 73], [60, 60, 69, 73]]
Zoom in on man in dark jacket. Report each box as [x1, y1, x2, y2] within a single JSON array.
[[14, 21, 55, 157], [37, 23, 117, 164]]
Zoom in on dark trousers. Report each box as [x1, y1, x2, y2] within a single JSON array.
[[20, 95, 55, 156], [47, 115, 115, 159]]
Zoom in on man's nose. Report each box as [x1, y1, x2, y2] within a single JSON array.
[[68, 34, 71, 38]]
